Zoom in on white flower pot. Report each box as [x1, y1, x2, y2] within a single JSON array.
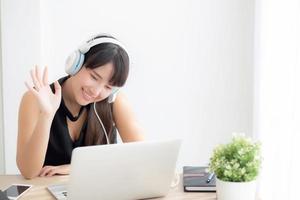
[[216, 178, 257, 200]]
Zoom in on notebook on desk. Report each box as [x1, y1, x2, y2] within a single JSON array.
[[183, 166, 216, 192], [47, 139, 181, 200]]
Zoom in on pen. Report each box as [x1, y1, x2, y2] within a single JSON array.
[[206, 173, 215, 183]]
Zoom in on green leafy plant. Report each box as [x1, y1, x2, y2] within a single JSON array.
[[209, 134, 261, 182]]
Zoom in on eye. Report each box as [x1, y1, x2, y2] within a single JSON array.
[[106, 85, 112, 90], [90, 74, 97, 80]]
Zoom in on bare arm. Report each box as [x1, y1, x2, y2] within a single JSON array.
[[17, 92, 54, 179], [17, 67, 61, 179], [113, 92, 145, 142]]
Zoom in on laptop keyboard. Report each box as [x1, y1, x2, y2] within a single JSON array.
[[47, 184, 68, 200]]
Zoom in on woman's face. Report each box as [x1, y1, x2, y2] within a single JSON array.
[[71, 62, 115, 105]]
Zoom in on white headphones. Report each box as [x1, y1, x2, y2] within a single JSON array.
[[65, 35, 127, 75], [65, 34, 127, 103]]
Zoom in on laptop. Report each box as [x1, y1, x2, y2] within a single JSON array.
[[48, 139, 181, 200]]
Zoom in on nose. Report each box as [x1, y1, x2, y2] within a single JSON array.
[[88, 86, 104, 98]]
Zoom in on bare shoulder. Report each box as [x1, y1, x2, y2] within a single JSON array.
[[112, 91, 145, 142], [113, 91, 129, 107], [112, 91, 133, 116]]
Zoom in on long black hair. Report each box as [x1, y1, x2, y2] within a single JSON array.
[[83, 35, 129, 145]]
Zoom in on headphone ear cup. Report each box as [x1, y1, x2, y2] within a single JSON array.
[[65, 50, 85, 75]]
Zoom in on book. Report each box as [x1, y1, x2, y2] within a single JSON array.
[[183, 166, 216, 192]]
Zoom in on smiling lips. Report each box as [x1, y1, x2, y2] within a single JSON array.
[[82, 88, 95, 102]]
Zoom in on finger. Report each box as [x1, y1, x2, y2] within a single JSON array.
[[38, 167, 48, 177], [43, 66, 49, 85], [40, 169, 51, 177], [46, 166, 58, 177], [35, 65, 43, 86], [39, 169, 47, 177], [39, 166, 52, 177], [24, 81, 38, 96], [30, 68, 41, 91], [46, 169, 57, 177]]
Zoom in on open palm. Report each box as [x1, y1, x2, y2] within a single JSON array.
[[25, 66, 62, 116]]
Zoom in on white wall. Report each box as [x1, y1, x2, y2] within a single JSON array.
[[0, 0, 4, 174], [2, 0, 254, 174], [1, 0, 41, 174], [253, 0, 300, 199]]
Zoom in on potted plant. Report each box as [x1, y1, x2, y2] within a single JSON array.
[[209, 133, 261, 200]]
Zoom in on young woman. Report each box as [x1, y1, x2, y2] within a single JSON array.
[[17, 34, 145, 179]]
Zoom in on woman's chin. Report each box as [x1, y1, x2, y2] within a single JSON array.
[[75, 97, 91, 106], [76, 95, 105, 105]]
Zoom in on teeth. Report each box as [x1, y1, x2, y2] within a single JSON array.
[[85, 91, 91, 98], [83, 90, 92, 100]]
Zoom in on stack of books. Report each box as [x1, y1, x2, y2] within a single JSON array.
[[183, 166, 216, 192]]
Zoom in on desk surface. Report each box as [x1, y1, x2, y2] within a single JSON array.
[[0, 175, 217, 200]]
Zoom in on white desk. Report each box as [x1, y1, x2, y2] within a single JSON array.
[[0, 175, 217, 200]]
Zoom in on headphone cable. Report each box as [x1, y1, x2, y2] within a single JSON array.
[[93, 102, 110, 144]]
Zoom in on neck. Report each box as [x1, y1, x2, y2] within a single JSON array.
[[62, 77, 82, 115]]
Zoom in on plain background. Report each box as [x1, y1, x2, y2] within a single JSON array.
[[0, 0, 254, 174]]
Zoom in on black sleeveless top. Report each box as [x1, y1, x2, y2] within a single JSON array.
[[43, 76, 88, 166]]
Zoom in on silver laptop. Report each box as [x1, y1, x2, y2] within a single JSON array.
[[48, 139, 181, 200]]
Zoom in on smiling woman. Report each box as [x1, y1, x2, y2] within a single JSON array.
[[16, 34, 145, 179], [2, 0, 256, 177]]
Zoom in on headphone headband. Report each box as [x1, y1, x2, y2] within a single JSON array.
[[79, 37, 127, 54]]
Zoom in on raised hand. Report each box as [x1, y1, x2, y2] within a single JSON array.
[[25, 66, 62, 117]]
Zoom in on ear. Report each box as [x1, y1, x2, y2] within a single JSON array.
[[108, 88, 120, 103]]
